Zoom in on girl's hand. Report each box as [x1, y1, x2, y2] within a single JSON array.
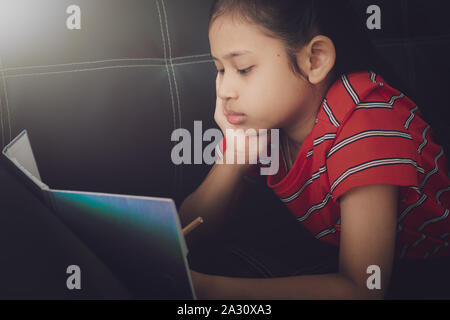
[[214, 86, 271, 166]]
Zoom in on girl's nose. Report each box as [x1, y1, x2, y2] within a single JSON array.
[[216, 73, 238, 100]]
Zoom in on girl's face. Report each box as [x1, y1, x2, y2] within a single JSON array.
[[209, 14, 318, 133]]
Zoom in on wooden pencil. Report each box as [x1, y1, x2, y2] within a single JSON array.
[[182, 217, 204, 236]]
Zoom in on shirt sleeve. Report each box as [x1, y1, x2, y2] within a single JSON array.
[[326, 99, 421, 202]]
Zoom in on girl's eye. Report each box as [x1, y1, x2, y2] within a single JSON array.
[[217, 67, 253, 75], [238, 67, 253, 75]]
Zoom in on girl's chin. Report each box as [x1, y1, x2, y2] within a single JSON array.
[[228, 124, 273, 136]]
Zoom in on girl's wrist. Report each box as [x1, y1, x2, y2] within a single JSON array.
[[216, 151, 254, 174]]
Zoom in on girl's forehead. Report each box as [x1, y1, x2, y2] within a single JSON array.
[[209, 14, 256, 37], [209, 15, 283, 58]]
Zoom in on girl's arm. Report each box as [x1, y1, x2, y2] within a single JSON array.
[[191, 184, 398, 300], [180, 83, 271, 246], [179, 160, 251, 246]]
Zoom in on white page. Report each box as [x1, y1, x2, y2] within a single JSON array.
[[3, 130, 42, 182]]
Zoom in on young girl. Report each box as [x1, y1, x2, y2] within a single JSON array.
[[180, 0, 450, 299]]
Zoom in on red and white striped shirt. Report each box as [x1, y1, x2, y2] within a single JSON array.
[[216, 70, 450, 260]]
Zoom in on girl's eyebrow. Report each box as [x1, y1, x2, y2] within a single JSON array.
[[212, 50, 253, 61]]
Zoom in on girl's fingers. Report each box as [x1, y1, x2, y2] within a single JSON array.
[[214, 97, 227, 131], [214, 95, 274, 163]]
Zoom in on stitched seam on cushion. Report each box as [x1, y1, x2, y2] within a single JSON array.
[[156, 0, 179, 198], [0, 54, 10, 145], [161, 0, 183, 197]]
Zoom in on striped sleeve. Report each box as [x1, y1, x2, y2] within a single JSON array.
[[326, 105, 421, 202]]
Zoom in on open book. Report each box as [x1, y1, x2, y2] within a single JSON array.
[[2, 130, 195, 300]]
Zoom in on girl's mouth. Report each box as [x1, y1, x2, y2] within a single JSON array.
[[226, 113, 247, 125]]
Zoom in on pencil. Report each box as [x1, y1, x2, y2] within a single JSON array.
[[182, 217, 204, 236]]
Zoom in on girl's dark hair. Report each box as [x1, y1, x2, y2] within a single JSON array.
[[209, 0, 407, 94]]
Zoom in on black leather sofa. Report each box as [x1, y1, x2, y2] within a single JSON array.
[[0, 0, 449, 299]]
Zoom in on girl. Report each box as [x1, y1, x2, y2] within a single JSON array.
[[179, 0, 450, 299]]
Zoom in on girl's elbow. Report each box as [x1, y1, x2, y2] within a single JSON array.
[[349, 285, 386, 300]]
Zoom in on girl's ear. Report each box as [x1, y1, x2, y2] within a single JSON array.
[[297, 35, 336, 85]]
